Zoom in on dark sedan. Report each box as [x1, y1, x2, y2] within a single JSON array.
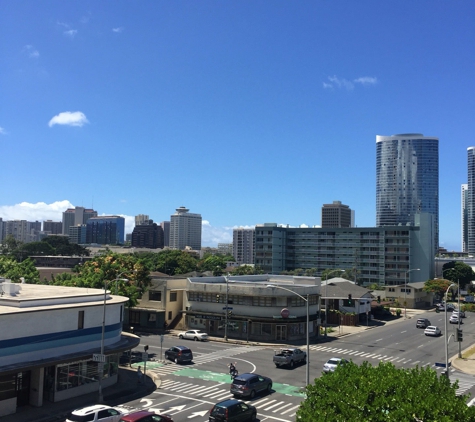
[[230, 373, 272, 399]]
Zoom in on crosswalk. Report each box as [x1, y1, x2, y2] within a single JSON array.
[[157, 379, 301, 417], [146, 345, 267, 376], [311, 344, 475, 395]]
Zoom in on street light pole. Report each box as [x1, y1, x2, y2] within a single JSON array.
[[98, 274, 130, 403], [404, 268, 420, 318], [324, 270, 345, 337], [266, 284, 310, 387], [445, 283, 456, 379], [224, 275, 229, 342]]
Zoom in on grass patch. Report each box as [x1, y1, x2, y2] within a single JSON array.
[[462, 346, 475, 359]]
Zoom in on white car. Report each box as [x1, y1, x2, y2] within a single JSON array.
[[452, 310, 466, 318], [424, 326, 442, 336], [323, 357, 349, 373], [449, 314, 463, 324], [66, 404, 130, 422], [178, 329, 209, 341]]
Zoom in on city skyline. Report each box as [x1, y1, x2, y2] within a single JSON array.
[[1, 2, 474, 250]]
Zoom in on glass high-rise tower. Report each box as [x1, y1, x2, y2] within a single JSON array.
[[467, 148, 475, 254], [376, 134, 439, 249]]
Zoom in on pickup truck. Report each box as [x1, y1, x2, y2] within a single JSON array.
[[273, 348, 307, 368]]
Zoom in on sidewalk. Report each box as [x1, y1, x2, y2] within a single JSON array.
[[2, 367, 158, 422]]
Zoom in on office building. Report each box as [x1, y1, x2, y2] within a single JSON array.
[[255, 215, 434, 286], [135, 214, 150, 226], [131, 222, 164, 249], [321, 201, 353, 228], [169, 207, 202, 250], [462, 183, 469, 252], [233, 228, 255, 264], [69, 224, 87, 244], [2, 220, 41, 243], [43, 220, 63, 235], [376, 134, 439, 250], [161, 221, 170, 247], [85, 216, 125, 245], [467, 147, 475, 255], [62, 207, 97, 236]]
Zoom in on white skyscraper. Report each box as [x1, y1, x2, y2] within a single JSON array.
[[462, 183, 468, 252], [467, 147, 475, 254], [169, 207, 202, 250], [233, 228, 255, 264]]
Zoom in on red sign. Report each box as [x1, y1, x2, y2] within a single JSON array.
[[281, 308, 290, 318]]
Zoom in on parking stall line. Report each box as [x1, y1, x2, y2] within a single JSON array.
[[283, 405, 300, 415], [250, 398, 272, 406], [272, 403, 294, 413], [262, 400, 281, 411]]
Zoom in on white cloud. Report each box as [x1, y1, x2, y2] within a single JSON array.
[[112, 27, 124, 33], [328, 75, 354, 90], [23, 45, 39, 58], [324, 75, 378, 90], [64, 29, 78, 37], [0, 200, 74, 222], [202, 220, 233, 246], [354, 76, 378, 85], [57, 21, 70, 28], [0, 127, 6, 135], [48, 111, 89, 127]]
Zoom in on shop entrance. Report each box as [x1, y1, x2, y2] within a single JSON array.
[[276, 325, 287, 341]]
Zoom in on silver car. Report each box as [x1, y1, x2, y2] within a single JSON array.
[[323, 358, 349, 373], [178, 330, 209, 341], [424, 325, 442, 336]]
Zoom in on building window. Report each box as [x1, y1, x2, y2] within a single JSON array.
[[78, 311, 84, 330], [0, 373, 16, 401], [149, 291, 162, 301], [129, 311, 140, 325], [170, 291, 177, 302], [168, 311, 172, 320]]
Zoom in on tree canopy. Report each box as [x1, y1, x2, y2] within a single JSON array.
[[423, 278, 452, 300], [136, 249, 199, 275], [297, 361, 475, 421], [0, 256, 40, 283], [442, 261, 475, 290]]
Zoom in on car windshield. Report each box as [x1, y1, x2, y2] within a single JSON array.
[[327, 359, 340, 365]]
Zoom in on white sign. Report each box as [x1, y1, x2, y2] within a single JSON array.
[[93, 354, 106, 363], [160, 334, 164, 343], [142, 352, 148, 361]]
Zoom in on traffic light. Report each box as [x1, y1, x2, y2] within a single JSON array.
[[377, 296, 381, 303], [216, 294, 220, 303], [456, 328, 463, 342], [144, 345, 149, 352]]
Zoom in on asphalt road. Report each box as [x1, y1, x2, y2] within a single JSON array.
[[125, 316, 475, 421]]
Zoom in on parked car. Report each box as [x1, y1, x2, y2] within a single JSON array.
[[209, 399, 257, 422], [230, 373, 272, 399], [66, 405, 130, 422], [416, 318, 431, 328], [164, 346, 193, 363], [424, 326, 442, 336], [119, 410, 173, 422], [449, 314, 463, 324], [322, 358, 349, 374], [437, 303, 455, 312], [452, 309, 466, 318], [178, 330, 209, 341], [273, 348, 307, 368]]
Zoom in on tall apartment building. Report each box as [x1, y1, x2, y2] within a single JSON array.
[[462, 183, 469, 252], [86, 216, 125, 245], [467, 147, 475, 254], [135, 214, 150, 226], [161, 221, 170, 247], [255, 215, 434, 286], [2, 220, 41, 243], [169, 207, 202, 250], [43, 220, 63, 235], [376, 134, 439, 250], [233, 228, 255, 264], [62, 207, 97, 236], [131, 222, 164, 249], [321, 201, 353, 228]]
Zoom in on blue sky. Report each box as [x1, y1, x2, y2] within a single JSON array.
[[1, 1, 474, 249]]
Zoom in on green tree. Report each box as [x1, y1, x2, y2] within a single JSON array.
[[442, 261, 475, 290], [41, 236, 90, 256], [297, 361, 475, 421], [0, 256, 40, 283], [18, 241, 55, 257], [199, 255, 227, 274], [229, 265, 265, 275]]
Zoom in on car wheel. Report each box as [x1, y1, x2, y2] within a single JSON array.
[[194, 337, 199, 341], [250, 411, 257, 421], [289, 360, 294, 368], [250, 389, 256, 399], [275, 363, 279, 368], [165, 353, 169, 360], [179, 335, 184, 339], [175, 357, 178, 363]]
